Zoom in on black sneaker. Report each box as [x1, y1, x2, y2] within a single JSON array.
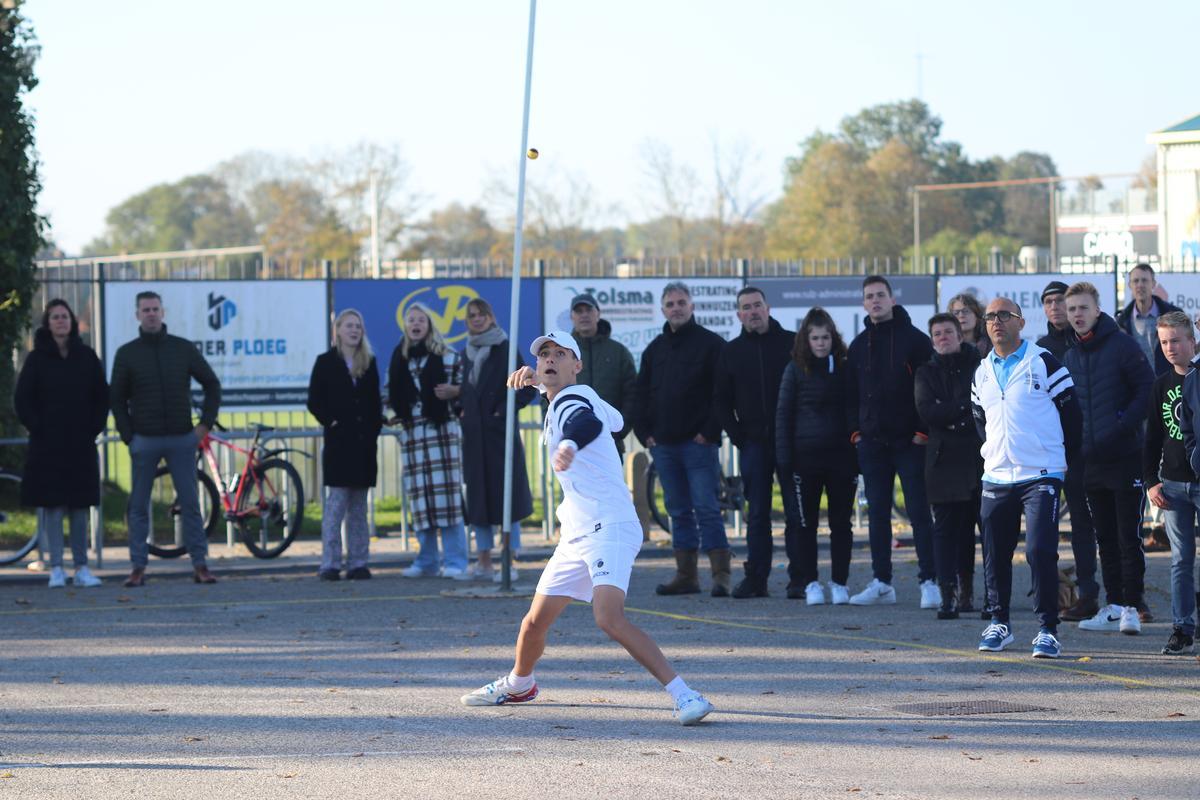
[[318, 569, 341, 582], [1161, 627, 1195, 656], [346, 567, 372, 580]]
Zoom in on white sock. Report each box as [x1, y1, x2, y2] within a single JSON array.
[[665, 676, 692, 703], [507, 670, 535, 692]]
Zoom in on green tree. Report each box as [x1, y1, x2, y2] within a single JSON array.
[[0, 3, 44, 447], [993, 151, 1059, 246], [403, 203, 498, 259], [251, 179, 359, 265], [85, 174, 255, 255]]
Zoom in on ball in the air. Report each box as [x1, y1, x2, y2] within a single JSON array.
[[527, 148, 539, 160]]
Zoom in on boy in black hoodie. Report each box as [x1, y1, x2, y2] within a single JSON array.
[[845, 276, 939, 609]]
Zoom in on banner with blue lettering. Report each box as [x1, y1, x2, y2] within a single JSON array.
[[937, 274, 1117, 341], [103, 281, 328, 409], [332, 279, 543, 385]]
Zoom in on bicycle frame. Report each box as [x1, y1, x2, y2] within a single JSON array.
[[196, 428, 273, 521]]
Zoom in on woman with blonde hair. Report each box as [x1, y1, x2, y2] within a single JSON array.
[[307, 308, 383, 580], [389, 303, 470, 578]]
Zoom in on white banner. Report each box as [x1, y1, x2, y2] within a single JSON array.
[[756, 276, 937, 341], [543, 278, 743, 366], [937, 274, 1118, 341], [104, 281, 328, 409], [1154, 273, 1200, 319]]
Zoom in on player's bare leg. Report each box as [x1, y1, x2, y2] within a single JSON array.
[[591, 585, 675, 683], [513, 593, 573, 675]]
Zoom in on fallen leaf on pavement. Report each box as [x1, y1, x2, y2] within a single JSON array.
[[929, 735, 951, 740], [116, 595, 133, 603], [14, 598, 31, 606], [182, 736, 206, 743], [1076, 656, 1091, 662], [715, 756, 731, 763], [1167, 712, 1186, 717]]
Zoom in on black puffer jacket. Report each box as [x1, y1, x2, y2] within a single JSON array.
[[634, 317, 725, 446], [306, 350, 383, 488], [1036, 322, 1075, 362], [573, 319, 637, 443], [774, 355, 855, 472], [846, 305, 934, 445], [14, 329, 109, 508], [714, 318, 794, 447], [109, 324, 221, 444], [914, 344, 983, 504], [1064, 313, 1154, 472]]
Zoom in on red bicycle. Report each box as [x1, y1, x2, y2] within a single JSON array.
[[144, 422, 308, 559]]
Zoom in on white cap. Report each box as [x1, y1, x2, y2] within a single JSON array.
[[530, 329, 581, 360]]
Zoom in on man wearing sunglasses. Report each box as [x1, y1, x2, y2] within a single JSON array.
[[971, 298, 1082, 658]]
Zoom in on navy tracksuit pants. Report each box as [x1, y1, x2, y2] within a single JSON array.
[[980, 478, 1062, 632]]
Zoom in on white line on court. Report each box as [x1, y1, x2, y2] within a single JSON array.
[[0, 746, 524, 769]]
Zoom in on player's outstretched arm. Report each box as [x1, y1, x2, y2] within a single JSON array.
[[507, 366, 537, 389]]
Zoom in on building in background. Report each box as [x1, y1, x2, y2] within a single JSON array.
[[1149, 113, 1200, 265]]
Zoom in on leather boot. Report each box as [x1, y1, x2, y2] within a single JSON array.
[[937, 582, 959, 619], [656, 549, 701, 595], [956, 573, 976, 613], [708, 548, 732, 598]]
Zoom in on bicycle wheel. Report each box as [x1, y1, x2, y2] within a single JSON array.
[[235, 458, 303, 558], [144, 467, 220, 559], [0, 471, 39, 566], [644, 463, 671, 534]]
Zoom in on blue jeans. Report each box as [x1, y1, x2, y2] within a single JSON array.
[[413, 523, 469, 573], [1160, 480, 1200, 636], [127, 433, 208, 568], [472, 524, 521, 554], [651, 441, 728, 552], [856, 439, 935, 584], [738, 440, 799, 580]]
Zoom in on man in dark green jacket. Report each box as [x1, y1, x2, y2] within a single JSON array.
[[569, 293, 637, 454], [110, 290, 221, 587]]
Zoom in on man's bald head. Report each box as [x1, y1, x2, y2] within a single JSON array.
[[985, 296, 1020, 316]]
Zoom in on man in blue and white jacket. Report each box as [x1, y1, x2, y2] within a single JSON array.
[[971, 297, 1082, 659]]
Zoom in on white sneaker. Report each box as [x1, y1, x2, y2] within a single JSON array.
[[828, 582, 850, 605], [492, 564, 520, 583], [805, 581, 826, 606], [1078, 604, 1122, 632], [674, 691, 714, 726], [919, 580, 942, 610], [72, 566, 102, 588], [47, 566, 66, 589], [401, 565, 435, 578], [848, 578, 896, 606], [441, 566, 467, 580], [461, 675, 539, 706], [1119, 605, 1141, 635]]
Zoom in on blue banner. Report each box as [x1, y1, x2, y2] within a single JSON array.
[[332, 279, 543, 384]]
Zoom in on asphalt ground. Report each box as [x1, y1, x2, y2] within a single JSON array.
[[0, 540, 1197, 799]]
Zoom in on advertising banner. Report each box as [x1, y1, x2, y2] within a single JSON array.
[[1149, 273, 1200, 320], [937, 274, 1118, 341], [755, 276, 937, 340], [104, 281, 328, 409], [333, 279, 542, 385], [542, 278, 743, 366]]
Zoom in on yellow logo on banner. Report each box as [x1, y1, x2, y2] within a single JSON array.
[[396, 285, 481, 345]]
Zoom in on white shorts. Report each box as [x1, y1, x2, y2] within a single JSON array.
[[535, 521, 643, 603]]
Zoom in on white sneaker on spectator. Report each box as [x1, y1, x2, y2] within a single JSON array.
[[401, 565, 435, 578], [828, 582, 850, 605], [463, 563, 494, 582], [805, 581, 826, 606], [849, 579, 896, 606], [1078, 604, 1122, 632], [47, 566, 66, 589], [1119, 605, 1141, 635], [73, 566, 102, 587], [493, 564, 520, 583], [919, 580, 942, 609], [441, 566, 468, 580]]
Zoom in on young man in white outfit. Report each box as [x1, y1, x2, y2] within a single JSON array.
[[461, 330, 715, 725]]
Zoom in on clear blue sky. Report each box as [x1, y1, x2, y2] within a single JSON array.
[[26, 0, 1199, 254]]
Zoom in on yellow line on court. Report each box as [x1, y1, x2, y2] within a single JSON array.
[[622, 604, 1200, 700], [0, 593, 444, 617]]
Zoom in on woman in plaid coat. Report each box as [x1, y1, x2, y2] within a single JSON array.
[[388, 303, 470, 579]]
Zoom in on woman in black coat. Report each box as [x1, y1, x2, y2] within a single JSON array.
[[774, 307, 858, 604], [307, 309, 382, 581], [459, 298, 536, 581], [14, 299, 109, 588], [914, 312, 984, 619]]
